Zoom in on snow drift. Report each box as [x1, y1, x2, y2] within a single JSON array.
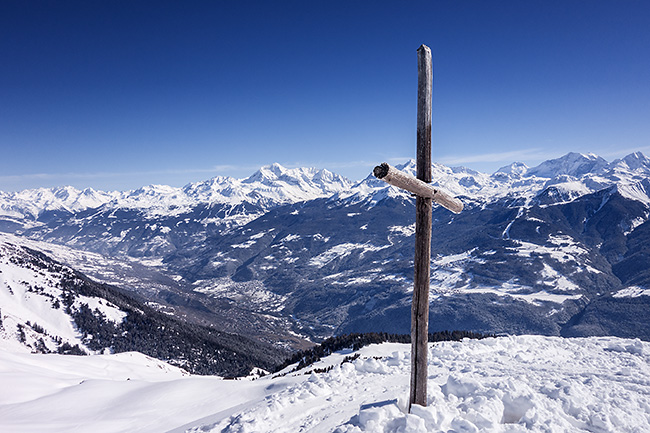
[[1, 335, 648, 432]]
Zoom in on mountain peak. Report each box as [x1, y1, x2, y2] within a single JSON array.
[[262, 162, 289, 178], [245, 163, 294, 183], [395, 159, 417, 172], [527, 152, 608, 178], [620, 151, 650, 170], [495, 161, 529, 176]]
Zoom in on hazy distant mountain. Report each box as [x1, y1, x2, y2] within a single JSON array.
[[2, 154, 650, 346]]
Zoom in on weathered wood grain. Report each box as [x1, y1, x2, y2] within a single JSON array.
[[373, 162, 463, 214], [411, 44, 433, 410]]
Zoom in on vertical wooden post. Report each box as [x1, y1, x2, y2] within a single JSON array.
[[410, 44, 432, 410]]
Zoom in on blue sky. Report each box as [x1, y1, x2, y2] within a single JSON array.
[[1, 1, 649, 191]]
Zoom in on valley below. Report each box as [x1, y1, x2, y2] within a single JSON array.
[[3, 153, 650, 353]]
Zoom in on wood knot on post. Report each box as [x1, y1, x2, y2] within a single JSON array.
[[373, 163, 390, 179]]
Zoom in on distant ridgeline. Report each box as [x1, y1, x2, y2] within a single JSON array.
[[274, 331, 493, 373]]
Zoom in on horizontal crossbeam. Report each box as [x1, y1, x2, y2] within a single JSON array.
[[373, 162, 463, 214]]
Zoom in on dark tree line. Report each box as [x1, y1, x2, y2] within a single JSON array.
[[19, 245, 288, 377], [274, 330, 494, 372], [64, 276, 288, 376]]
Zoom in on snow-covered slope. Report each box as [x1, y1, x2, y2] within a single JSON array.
[[0, 232, 309, 351], [0, 336, 648, 432], [0, 236, 128, 354], [0, 235, 288, 375]]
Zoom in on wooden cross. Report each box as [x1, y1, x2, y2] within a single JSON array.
[[373, 44, 463, 411]]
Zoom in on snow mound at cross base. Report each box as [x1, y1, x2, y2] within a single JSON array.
[[193, 336, 650, 433]]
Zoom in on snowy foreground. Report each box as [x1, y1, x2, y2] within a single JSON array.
[[1, 336, 649, 433]]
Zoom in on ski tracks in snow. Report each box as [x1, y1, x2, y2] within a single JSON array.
[[188, 352, 411, 433]]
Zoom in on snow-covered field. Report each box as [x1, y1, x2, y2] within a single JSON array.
[[1, 335, 649, 432]]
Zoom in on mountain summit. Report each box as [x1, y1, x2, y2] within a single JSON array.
[[526, 152, 609, 178]]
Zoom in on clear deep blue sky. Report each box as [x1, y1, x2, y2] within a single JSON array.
[[1, 1, 649, 191]]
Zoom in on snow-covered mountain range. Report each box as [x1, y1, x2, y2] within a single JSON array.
[[0, 164, 351, 221], [2, 152, 650, 349], [3, 152, 648, 220], [339, 151, 650, 205], [5, 152, 647, 225]]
